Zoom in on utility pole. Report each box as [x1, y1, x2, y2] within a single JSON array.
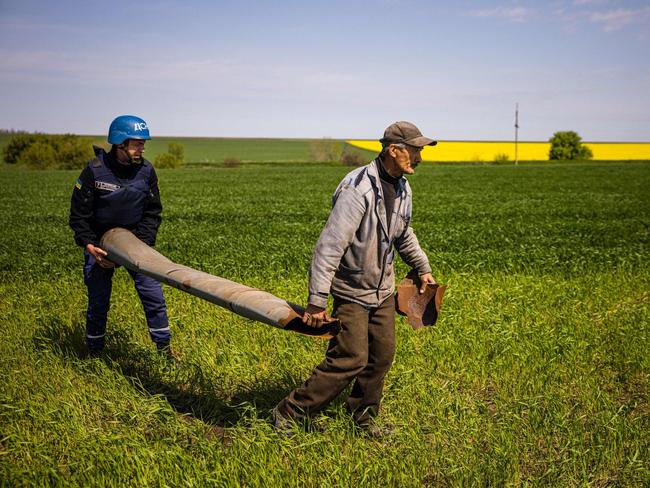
[[514, 102, 519, 165]]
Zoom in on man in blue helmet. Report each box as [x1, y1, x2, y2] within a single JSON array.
[[69, 115, 174, 359]]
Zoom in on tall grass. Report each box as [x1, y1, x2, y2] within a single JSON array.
[[0, 162, 648, 486]]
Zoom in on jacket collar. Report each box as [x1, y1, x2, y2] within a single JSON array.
[[369, 158, 408, 194], [92, 145, 107, 158], [368, 158, 408, 239]]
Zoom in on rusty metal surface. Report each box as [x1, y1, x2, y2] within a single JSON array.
[[100, 228, 339, 338], [396, 270, 447, 330]]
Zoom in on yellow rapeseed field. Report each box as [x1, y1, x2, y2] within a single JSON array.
[[346, 140, 650, 162]]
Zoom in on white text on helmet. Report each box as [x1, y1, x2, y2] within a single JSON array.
[[134, 122, 148, 131]]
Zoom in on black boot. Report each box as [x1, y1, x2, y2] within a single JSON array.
[[156, 341, 178, 364], [272, 403, 297, 439], [355, 420, 395, 440], [88, 347, 104, 358]]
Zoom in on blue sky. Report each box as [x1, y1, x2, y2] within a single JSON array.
[[1, 0, 648, 141]]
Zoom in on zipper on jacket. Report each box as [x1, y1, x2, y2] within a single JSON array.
[[376, 243, 390, 300], [376, 189, 405, 300]]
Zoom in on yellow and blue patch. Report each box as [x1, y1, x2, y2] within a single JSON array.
[[75, 179, 82, 190]]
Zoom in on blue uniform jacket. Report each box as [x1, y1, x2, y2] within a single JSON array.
[[69, 146, 162, 247]]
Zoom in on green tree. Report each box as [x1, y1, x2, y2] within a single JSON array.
[[3, 132, 92, 169], [549, 131, 593, 160], [52, 134, 93, 169], [168, 143, 184, 163], [2, 133, 40, 164], [18, 141, 58, 169], [153, 143, 185, 169]]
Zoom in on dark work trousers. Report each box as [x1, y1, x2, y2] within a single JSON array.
[[83, 250, 170, 352], [278, 295, 396, 426]]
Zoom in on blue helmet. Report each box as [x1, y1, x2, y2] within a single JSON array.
[[107, 115, 151, 145]]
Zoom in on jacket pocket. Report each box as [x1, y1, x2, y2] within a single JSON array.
[[394, 213, 410, 238], [337, 262, 363, 276]]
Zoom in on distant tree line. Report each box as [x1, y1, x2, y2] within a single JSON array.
[[2, 132, 185, 169], [2, 132, 93, 169], [2, 129, 594, 169]]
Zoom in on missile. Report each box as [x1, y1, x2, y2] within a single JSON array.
[[100, 228, 340, 339]]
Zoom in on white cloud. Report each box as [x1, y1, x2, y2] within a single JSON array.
[[572, 0, 607, 6], [469, 5, 537, 23], [0, 15, 85, 34], [546, 1, 650, 35], [588, 7, 650, 32], [471, 1, 650, 34], [0, 48, 379, 105]]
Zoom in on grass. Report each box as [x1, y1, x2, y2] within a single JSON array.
[[0, 161, 649, 486]]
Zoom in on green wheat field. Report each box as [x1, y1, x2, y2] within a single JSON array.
[[0, 133, 356, 165], [1, 160, 648, 486]]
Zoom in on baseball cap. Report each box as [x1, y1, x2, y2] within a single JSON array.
[[380, 121, 437, 148]]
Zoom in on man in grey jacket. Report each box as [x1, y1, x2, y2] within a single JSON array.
[[274, 121, 437, 436]]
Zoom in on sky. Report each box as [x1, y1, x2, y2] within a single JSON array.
[[0, 0, 649, 141]]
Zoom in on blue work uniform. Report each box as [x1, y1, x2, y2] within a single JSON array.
[[69, 146, 170, 352]]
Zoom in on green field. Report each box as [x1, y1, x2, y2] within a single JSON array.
[[145, 136, 347, 164], [1, 162, 649, 485], [0, 132, 372, 165]]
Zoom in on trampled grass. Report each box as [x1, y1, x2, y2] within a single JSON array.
[[0, 162, 649, 486]]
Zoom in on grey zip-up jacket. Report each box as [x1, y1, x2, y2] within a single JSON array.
[[308, 159, 432, 309]]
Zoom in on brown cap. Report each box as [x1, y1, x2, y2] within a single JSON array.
[[380, 121, 437, 148]]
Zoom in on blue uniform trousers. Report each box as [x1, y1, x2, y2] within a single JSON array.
[[83, 250, 170, 352]]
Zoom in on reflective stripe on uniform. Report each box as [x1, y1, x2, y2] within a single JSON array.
[[149, 326, 170, 333]]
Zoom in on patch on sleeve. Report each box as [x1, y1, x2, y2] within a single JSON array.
[[75, 179, 82, 190]]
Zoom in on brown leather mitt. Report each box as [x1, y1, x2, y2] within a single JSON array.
[[396, 269, 447, 330]]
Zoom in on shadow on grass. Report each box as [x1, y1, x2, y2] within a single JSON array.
[[32, 316, 87, 358], [32, 317, 293, 431]]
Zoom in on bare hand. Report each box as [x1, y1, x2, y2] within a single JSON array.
[[419, 273, 437, 293], [302, 304, 330, 328], [86, 243, 115, 268]]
